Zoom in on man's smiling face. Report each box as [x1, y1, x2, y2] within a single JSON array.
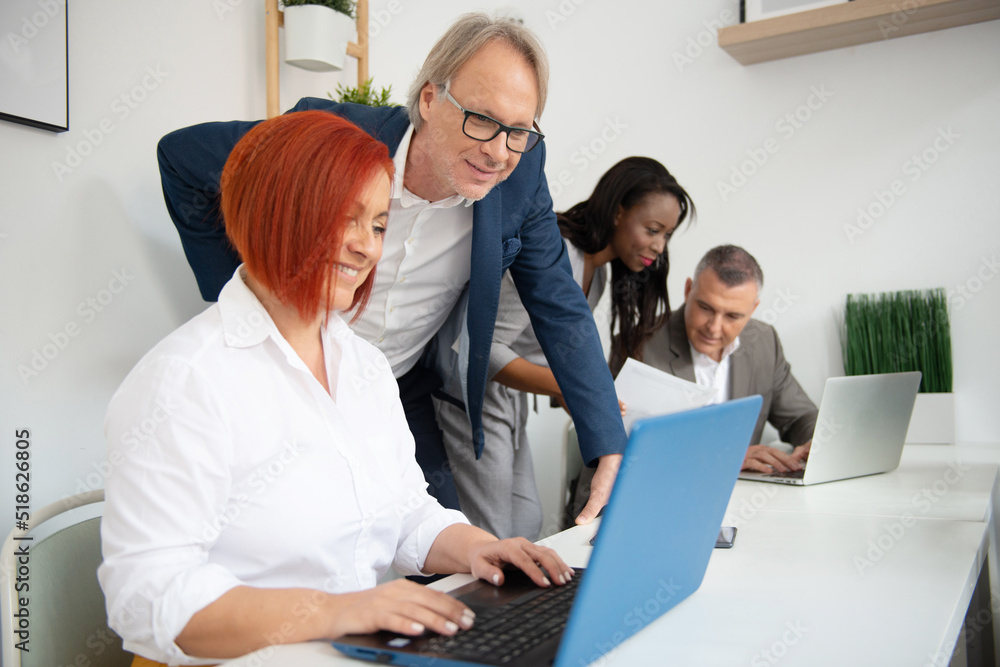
[[415, 39, 539, 202]]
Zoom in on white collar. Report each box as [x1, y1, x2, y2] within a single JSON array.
[[690, 335, 742, 366], [218, 266, 351, 349]]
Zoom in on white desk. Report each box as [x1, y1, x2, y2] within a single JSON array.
[[582, 514, 987, 666], [725, 443, 1000, 664], [224, 512, 988, 667], [726, 445, 999, 524]]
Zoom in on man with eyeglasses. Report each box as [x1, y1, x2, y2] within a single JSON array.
[[157, 12, 627, 527]]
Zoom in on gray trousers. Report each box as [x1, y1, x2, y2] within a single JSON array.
[[433, 384, 543, 540]]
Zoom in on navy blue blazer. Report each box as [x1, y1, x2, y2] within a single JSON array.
[[157, 99, 627, 464]]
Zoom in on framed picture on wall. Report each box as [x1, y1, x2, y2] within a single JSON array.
[[0, 0, 68, 132], [742, 0, 852, 23]]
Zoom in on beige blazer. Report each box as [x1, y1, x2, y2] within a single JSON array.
[[638, 309, 818, 447]]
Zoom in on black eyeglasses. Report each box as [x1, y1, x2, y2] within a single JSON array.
[[443, 86, 544, 154]]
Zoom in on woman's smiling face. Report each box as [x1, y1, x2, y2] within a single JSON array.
[[329, 172, 390, 312], [609, 192, 682, 272]]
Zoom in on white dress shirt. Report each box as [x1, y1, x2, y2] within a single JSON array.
[[350, 124, 475, 378], [98, 268, 467, 665], [690, 337, 741, 405]]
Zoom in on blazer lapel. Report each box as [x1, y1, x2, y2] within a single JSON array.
[[668, 309, 696, 383], [464, 192, 503, 457], [729, 336, 753, 399]]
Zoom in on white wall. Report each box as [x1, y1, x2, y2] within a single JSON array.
[[1, 1, 997, 528]]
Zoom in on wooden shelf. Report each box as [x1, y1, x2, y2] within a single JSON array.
[[718, 0, 1000, 65]]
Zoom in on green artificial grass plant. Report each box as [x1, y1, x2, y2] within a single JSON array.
[[842, 288, 952, 393]]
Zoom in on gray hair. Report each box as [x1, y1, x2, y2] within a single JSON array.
[[693, 245, 764, 291], [406, 12, 549, 132]]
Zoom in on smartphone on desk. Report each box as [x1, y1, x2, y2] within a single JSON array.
[[715, 526, 737, 549]]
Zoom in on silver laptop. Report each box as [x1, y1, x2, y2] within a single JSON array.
[[739, 372, 921, 486]]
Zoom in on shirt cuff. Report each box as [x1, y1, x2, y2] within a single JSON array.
[[488, 345, 521, 380], [110, 563, 244, 665], [394, 507, 470, 576]]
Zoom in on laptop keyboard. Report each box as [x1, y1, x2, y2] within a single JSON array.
[[421, 568, 583, 664], [765, 468, 805, 479]]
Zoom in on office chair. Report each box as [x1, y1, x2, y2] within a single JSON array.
[[1, 489, 132, 667]]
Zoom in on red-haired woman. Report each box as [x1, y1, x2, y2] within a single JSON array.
[[98, 111, 571, 667]]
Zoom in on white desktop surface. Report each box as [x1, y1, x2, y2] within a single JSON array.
[[222, 515, 987, 667], [726, 444, 1000, 524], [597, 512, 986, 667], [726, 442, 1000, 663]]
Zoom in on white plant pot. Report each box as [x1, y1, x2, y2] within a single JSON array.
[[904, 392, 955, 444], [283, 5, 355, 72]]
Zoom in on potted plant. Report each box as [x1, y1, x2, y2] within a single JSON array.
[[328, 78, 396, 107], [842, 288, 954, 443], [282, 0, 357, 72]]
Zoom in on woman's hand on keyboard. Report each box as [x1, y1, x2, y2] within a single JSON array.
[[333, 579, 476, 638], [469, 538, 575, 588]]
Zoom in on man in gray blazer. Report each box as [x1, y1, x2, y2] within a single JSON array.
[[641, 245, 817, 473]]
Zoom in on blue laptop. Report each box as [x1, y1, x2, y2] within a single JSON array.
[[332, 395, 762, 667]]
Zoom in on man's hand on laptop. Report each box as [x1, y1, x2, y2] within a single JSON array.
[[790, 441, 811, 464], [576, 453, 623, 525], [742, 445, 804, 473]]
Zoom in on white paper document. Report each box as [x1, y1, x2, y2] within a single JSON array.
[[615, 358, 716, 433]]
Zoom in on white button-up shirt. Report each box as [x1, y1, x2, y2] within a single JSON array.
[[350, 125, 475, 378], [98, 269, 467, 665], [690, 337, 742, 405]]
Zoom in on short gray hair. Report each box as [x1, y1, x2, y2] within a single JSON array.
[[693, 245, 764, 291], [406, 12, 549, 132]]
